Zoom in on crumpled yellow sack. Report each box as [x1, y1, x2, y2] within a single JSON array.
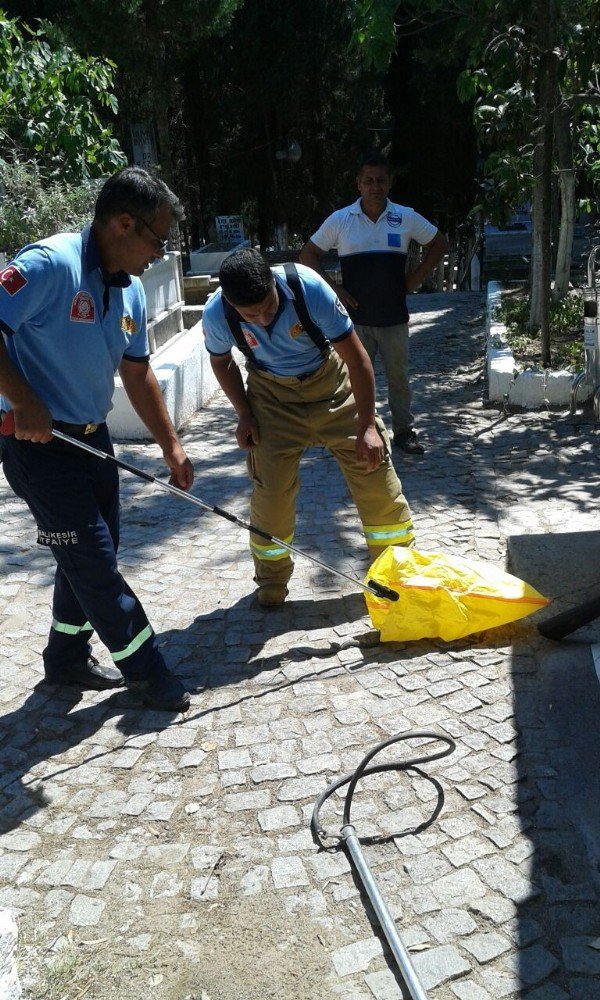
[[365, 546, 549, 642]]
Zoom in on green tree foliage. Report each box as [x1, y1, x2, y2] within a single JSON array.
[[0, 10, 125, 180], [18, 0, 243, 186], [0, 159, 98, 256], [175, 0, 390, 248]]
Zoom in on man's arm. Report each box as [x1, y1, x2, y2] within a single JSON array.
[[0, 335, 53, 442], [299, 240, 358, 311], [405, 230, 449, 293], [330, 331, 384, 471], [118, 358, 193, 489], [209, 353, 259, 449]]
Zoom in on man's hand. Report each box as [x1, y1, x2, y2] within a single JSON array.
[[13, 399, 54, 443], [337, 286, 359, 311], [356, 424, 384, 471], [163, 443, 194, 491], [236, 412, 259, 450]]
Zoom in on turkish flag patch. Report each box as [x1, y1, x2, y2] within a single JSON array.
[[0, 265, 27, 296], [242, 328, 259, 348], [70, 291, 95, 323]]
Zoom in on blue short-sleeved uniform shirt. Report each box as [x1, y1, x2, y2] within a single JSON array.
[[0, 225, 149, 423], [310, 198, 438, 327], [202, 263, 353, 377]]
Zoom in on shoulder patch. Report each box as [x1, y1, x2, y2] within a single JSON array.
[[70, 291, 95, 323], [121, 315, 137, 335], [335, 297, 349, 317], [0, 265, 27, 296], [242, 328, 259, 349]]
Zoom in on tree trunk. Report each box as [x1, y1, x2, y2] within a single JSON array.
[[552, 100, 576, 301], [528, 0, 557, 368]]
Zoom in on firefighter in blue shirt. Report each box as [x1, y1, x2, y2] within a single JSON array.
[[0, 167, 192, 712], [202, 248, 414, 608]]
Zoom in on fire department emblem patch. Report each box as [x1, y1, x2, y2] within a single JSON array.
[[290, 322, 304, 339], [242, 328, 259, 348], [0, 265, 27, 296], [387, 211, 403, 227], [121, 315, 137, 335], [70, 291, 95, 323]]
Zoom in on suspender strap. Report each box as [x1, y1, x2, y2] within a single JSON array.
[[222, 297, 253, 361], [221, 264, 330, 363], [283, 263, 330, 357]]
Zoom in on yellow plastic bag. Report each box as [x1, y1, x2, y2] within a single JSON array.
[[365, 546, 549, 642]]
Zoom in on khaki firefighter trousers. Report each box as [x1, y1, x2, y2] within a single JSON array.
[[245, 353, 414, 588]]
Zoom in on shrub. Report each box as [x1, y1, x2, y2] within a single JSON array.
[[0, 158, 100, 258]]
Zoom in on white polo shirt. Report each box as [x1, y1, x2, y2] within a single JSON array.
[[310, 198, 437, 327]]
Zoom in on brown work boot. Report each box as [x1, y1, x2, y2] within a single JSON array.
[[257, 584, 289, 608]]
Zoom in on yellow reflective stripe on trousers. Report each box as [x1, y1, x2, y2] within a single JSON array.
[[363, 520, 414, 545], [250, 533, 294, 561], [111, 624, 153, 662], [51, 617, 92, 635]]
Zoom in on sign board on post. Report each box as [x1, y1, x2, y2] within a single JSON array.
[[215, 215, 244, 247], [131, 123, 158, 171]]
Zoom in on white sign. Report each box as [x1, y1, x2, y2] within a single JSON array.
[[215, 215, 244, 246], [131, 123, 158, 171]]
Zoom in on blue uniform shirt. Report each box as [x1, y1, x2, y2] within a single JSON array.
[[0, 225, 149, 423], [202, 264, 353, 377]]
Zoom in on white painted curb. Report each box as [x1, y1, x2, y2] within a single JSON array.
[[0, 909, 22, 1000], [486, 280, 585, 409]]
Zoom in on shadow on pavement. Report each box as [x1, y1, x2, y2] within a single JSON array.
[[508, 530, 600, 995]]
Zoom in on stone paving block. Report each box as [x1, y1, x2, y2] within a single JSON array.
[[69, 894, 105, 926], [277, 776, 327, 801], [524, 987, 569, 1000], [270, 856, 310, 889], [403, 853, 453, 884], [364, 969, 404, 999], [217, 748, 252, 770], [561, 936, 600, 975], [462, 931, 511, 963], [144, 800, 178, 821], [109, 748, 144, 769], [190, 874, 219, 901], [451, 982, 492, 1000], [250, 762, 297, 783], [429, 868, 488, 908], [424, 908, 477, 943], [441, 835, 494, 867], [257, 805, 300, 832], [178, 748, 208, 768], [332, 937, 383, 976], [473, 856, 536, 904], [307, 852, 351, 880], [0, 831, 41, 852], [411, 944, 471, 989], [223, 790, 271, 812]]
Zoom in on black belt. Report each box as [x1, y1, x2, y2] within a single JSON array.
[[53, 421, 105, 436]]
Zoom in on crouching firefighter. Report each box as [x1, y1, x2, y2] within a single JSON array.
[[0, 167, 193, 712], [202, 248, 414, 607]]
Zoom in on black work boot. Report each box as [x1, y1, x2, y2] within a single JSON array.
[[44, 654, 125, 690], [127, 665, 190, 713], [393, 430, 425, 455]]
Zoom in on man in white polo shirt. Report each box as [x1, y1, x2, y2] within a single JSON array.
[[300, 152, 448, 455]]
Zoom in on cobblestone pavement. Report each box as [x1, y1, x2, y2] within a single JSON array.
[[2, 291, 600, 1000]]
